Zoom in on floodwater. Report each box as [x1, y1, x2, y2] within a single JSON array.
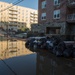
[[0, 39, 75, 75]]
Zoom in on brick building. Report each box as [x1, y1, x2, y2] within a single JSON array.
[[38, 0, 75, 40]]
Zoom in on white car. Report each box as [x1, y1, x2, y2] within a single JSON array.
[[15, 33, 27, 38]]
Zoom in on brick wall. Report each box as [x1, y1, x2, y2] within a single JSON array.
[[38, 0, 68, 24]]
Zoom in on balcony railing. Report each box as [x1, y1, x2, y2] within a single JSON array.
[[9, 19, 17, 21], [67, 0, 75, 8], [9, 12, 18, 15], [67, 14, 75, 22], [9, 8, 18, 12], [9, 15, 17, 19]]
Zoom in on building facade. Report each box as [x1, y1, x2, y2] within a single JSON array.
[[0, 1, 38, 31], [38, 0, 75, 39]]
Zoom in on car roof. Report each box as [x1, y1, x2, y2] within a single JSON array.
[[29, 37, 46, 39]]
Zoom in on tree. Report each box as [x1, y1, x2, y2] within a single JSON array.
[[24, 27, 30, 32]]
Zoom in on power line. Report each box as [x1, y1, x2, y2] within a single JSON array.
[[0, 58, 17, 75], [0, 0, 24, 12]]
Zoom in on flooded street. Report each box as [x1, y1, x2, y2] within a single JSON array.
[[0, 0, 75, 74], [0, 39, 33, 59], [0, 38, 75, 75]]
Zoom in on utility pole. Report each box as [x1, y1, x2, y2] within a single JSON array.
[[5, 22, 9, 58]]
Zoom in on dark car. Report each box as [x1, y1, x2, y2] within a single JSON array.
[[25, 37, 46, 50], [25, 37, 35, 48]]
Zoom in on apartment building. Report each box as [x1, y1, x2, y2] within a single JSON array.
[[0, 1, 38, 31], [38, 0, 75, 39]]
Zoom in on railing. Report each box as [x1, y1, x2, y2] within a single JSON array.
[[9, 12, 18, 15], [9, 16, 17, 19], [9, 18, 17, 20], [67, 14, 75, 20], [9, 8, 18, 12]]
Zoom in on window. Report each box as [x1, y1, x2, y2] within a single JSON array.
[[42, 1, 46, 9], [1, 5, 2, 7], [41, 13, 46, 20], [54, 0, 60, 5], [53, 10, 60, 19]]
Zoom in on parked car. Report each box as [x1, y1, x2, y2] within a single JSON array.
[[25, 37, 46, 50], [15, 33, 27, 38], [25, 36, 75, 58]]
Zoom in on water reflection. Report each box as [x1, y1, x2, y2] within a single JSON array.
[[0, 38, 33, 59], [0, 36, 75, 75], [35, 50, 75, 75]]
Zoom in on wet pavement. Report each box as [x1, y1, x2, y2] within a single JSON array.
[[0, 40, 75, 75], [0, 54, 36, 75]]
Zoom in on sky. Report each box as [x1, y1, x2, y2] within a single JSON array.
[[0, 0, 38, 10]]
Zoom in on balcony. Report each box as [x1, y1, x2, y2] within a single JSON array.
[[9, 15, 17, 19], [9, 17, 17, 19], [9, 18, 17, 22], [67, 0, 75, 8], [67, 14, 75, 23], [9, 12, 18, 15], [9, 8, 18, 12]]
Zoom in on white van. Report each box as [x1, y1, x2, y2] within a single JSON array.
[[15, 33, 27, 38]]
